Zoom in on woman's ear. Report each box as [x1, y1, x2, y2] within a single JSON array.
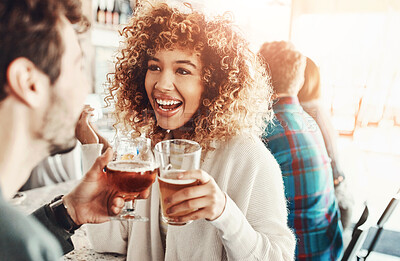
[[6, 57, 50, 108]]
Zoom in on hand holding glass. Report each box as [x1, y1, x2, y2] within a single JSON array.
[[154, 139, 201, 225], [107, 136, 158, 221]]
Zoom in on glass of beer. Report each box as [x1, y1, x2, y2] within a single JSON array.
[[154, 139, 201, 225], [107, 136, 158, 221]]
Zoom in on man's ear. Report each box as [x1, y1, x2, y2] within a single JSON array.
[[6, 57, 50, 108]]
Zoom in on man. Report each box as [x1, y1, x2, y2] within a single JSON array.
[[259, 41, 343, 260], [0, 0, 123, 260]]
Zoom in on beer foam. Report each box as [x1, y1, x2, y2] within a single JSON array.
[[107, 160, 158, 172], [158, 177, 197, 185]]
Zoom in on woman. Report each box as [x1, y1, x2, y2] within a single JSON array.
[[83, 2, 295, 260], [298, 57, 353, 230]]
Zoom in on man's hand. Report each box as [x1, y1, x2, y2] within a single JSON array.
[[62, 148, 124, 225]]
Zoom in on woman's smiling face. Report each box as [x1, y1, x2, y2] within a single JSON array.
[[145, 49, 204, 131]]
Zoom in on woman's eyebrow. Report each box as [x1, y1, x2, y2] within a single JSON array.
[[176, 60, 197, 69], [148, 56, 159, 62], [148, 57, 197, 69]]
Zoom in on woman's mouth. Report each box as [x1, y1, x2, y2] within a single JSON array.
[[154, 98, 183, 118], [155, 98, 182, 112]]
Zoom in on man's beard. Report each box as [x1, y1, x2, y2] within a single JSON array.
[[48, 138, 77, 156], [37, 91, 79, 156]]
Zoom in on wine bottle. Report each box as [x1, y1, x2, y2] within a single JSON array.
[[119, 0, 130, 24], [112, 0, 120, 25], [97, 0, 106, 24], [105, 0, 114, 25]]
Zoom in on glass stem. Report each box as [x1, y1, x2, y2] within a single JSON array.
[[124, 199, 136, 212]]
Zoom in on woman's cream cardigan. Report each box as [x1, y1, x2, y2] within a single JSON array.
[[82, 135, 295, 260]]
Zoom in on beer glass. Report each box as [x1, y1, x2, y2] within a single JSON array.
[[154, 139, 201, 225], [107, 136, 158, 221]]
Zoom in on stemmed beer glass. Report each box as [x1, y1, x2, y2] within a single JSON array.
[[107, 135, 158, 221]]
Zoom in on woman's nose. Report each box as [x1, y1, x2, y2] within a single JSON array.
[[155, 71, 174, 91]]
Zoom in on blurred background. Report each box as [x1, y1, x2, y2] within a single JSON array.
[[35, 0, 400, 259]]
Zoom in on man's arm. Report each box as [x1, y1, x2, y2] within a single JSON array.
[[31, 205, 74, 254], [31, 149, 124, 255]]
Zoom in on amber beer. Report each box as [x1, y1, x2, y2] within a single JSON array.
[[107, 160, 158, 200], [158, 170, 198, 225]]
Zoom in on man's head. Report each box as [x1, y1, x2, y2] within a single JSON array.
[[0, 0, 89, 155], [259, 41, 306, 97]]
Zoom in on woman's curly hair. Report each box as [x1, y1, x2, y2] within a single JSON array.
[[106, 1, 274, 151]]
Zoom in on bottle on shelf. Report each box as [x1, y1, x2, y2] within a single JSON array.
[[97, 0, 106, 24], [105, 0, 114, 25], [119, 0, 133, 25], [112, 0, 120, 26], [95, 0, 100, 22]]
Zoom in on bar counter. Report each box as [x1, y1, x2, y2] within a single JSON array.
[[14, 180, 126, 261]]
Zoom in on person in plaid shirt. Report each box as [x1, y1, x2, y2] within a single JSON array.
[[259, 41, 344, 260]]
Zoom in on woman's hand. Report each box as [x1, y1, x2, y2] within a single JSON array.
[[75, 105, 111, 152], [163, 170, 226, 222], [75, 105, 99, 144]]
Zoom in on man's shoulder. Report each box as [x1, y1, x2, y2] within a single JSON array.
[[0, 200, 62, 260], [268, 107, 324, 145], [276, 107, 319, 130]]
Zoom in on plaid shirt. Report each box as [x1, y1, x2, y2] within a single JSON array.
[[262, 97, 343, 260]]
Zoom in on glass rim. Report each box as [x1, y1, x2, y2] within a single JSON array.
[[117, 136, 151, 142], [154, 139, 202, 155], [107, 159, 160, 170]]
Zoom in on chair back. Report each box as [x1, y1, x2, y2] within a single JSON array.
[[361, 189, 400, 260], [341, 204, 370, 261]]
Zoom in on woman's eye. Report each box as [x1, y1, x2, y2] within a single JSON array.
[[176, 68, 190, 75], [148, 64, 160, 71]]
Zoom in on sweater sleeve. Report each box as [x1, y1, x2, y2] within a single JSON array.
[[209, 138, 296, 261], [85, 222, 129, 254], [81, 143, 103, 173]]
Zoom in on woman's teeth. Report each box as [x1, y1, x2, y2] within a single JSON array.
[[156, 99, 181, 106], [156, 98, 182, 111]]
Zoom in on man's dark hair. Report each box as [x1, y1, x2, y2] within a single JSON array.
[[0, 0, 88, 101]]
